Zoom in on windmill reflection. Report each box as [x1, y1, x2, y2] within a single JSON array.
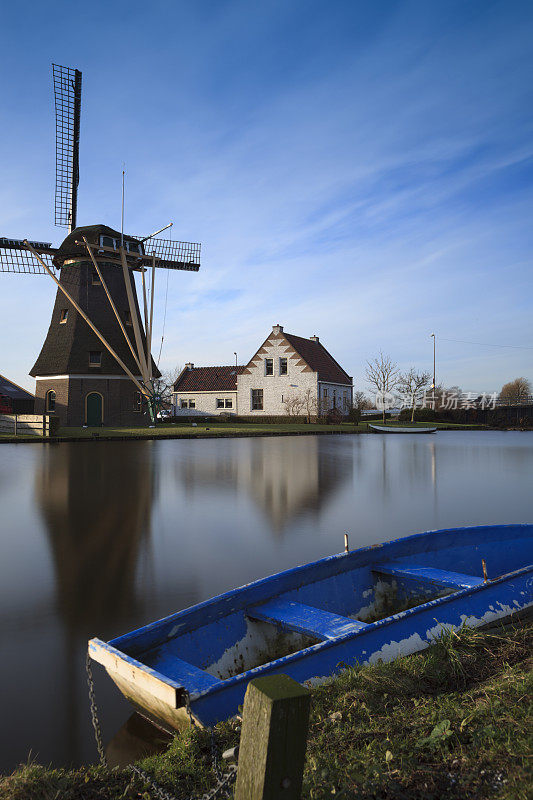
[[36, 441, 155, 633], [177, 436, 352, 532], [35, 440, 156, 765]]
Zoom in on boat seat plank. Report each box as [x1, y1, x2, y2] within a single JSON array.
[[373, 562, 484, 590], [247, 598, 368, 640], [147, 653, 222, 694]]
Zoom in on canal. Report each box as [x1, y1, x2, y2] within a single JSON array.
[[0, 431, 532, 772]]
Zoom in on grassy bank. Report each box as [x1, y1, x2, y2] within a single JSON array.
[[0, 419, 489, 443], [2, 622, 531, 799]]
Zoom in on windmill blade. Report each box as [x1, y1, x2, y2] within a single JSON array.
[[53, 64, 82, 231], [0, 238, 57, 274], [137, 236, 201, 271]]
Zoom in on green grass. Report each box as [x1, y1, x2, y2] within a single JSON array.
[[0, 419, 489, 442], [2, 622, 531, 799]]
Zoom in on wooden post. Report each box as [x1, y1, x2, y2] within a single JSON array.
[[234, 674, 310, 800]]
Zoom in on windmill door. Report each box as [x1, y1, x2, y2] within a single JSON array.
[[86, 393, 103, 426]]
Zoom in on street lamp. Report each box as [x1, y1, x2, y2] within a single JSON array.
[[430, 333, 436, 401]]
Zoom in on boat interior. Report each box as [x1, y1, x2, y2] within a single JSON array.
[[110, 526, 532, 693]]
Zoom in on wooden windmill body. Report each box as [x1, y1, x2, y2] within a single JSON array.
[[1, 65, 200, 426]]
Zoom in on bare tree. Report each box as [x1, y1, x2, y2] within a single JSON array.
[[365, 352, 399, 423], [352, 390, 373, 411], [151, 365, 183, 411], [302, 388, 317, 423], [283, 394, 305, 417], [398, 368, 432, 422], [499, 377, 532, 404]]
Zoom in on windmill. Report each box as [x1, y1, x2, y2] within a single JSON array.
[[0, 64, 200, 426]]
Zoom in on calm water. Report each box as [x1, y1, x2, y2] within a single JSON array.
[[0, 431, 532, 772]]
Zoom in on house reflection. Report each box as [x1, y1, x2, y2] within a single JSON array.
[[176, 436, 352, 532]]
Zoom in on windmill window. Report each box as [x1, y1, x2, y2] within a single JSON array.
[[125, 310, 132, 326], [133, 391, 142, 412], [89, 351, 102, 367], [126, 241, 141, 254], [265, 358, 273, 376], [100, 235, 116, 249], [59, 309, 68, 324], [91, 270, 102, 286], [46, 390, 56, 412], [279, 358, 287, 375]]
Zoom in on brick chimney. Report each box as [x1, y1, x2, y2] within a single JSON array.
[[310, 335, 319, 342], [185, 362, 194, 370], [272, 324, 284, 335]]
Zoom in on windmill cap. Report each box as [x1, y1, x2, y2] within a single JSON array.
[[53, 224, 142, 267]]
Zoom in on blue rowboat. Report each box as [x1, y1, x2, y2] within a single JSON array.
[[89, 524, 533, 731]]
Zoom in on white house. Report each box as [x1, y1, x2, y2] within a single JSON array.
[[173, 324, 353, 416]]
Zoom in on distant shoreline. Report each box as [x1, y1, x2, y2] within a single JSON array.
[[1, 421, 530, 444]]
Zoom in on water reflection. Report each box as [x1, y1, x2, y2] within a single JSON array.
[[36, 441, 154, 632], [31, 442, 156, 766], [176, 436, 352, 532], [0, 432, 531, 772]]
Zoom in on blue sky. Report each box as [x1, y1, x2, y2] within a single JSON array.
[[1, 0, 532, 394]]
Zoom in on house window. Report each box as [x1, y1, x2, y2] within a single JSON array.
[[46, 389, 56, 412], [91, 269, 101, 286], [216, 399, 225, 408], [323, 388, 328, 397], [89, 351, 102, 367], [133, 391, 142, 412], [279, 358, 287, 375], [189, 400, 196, 409], [265, 358, 273, 376], [225, 399, 232, 408], [251, 389, 263, 410], [59, 308, 68, 324], [180, 399, 196, 409]]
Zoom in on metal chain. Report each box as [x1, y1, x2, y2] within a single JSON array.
[[86, 655, 236, 800], [85, 652, 108, 769], [131, 763, 237, 800]]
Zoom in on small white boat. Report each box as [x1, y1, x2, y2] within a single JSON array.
[[369, 424, 437, 434]]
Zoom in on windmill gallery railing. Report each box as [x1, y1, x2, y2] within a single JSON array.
[[0, 414, 58, 437]]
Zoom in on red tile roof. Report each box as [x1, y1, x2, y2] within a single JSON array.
[[283, 333, 352, 385], [174, 366, 244, 392]]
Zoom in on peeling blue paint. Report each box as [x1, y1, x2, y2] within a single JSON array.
[[89, 524, 533, 729]]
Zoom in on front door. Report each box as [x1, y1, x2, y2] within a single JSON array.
[[86, 392, 103, 426]]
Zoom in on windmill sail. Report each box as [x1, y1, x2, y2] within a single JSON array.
[[53, 64, 82, 232], [138, 236, 201, 271], [0, 239, 57, 274]]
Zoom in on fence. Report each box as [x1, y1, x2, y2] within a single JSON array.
[[0, 414, 56, 437]]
